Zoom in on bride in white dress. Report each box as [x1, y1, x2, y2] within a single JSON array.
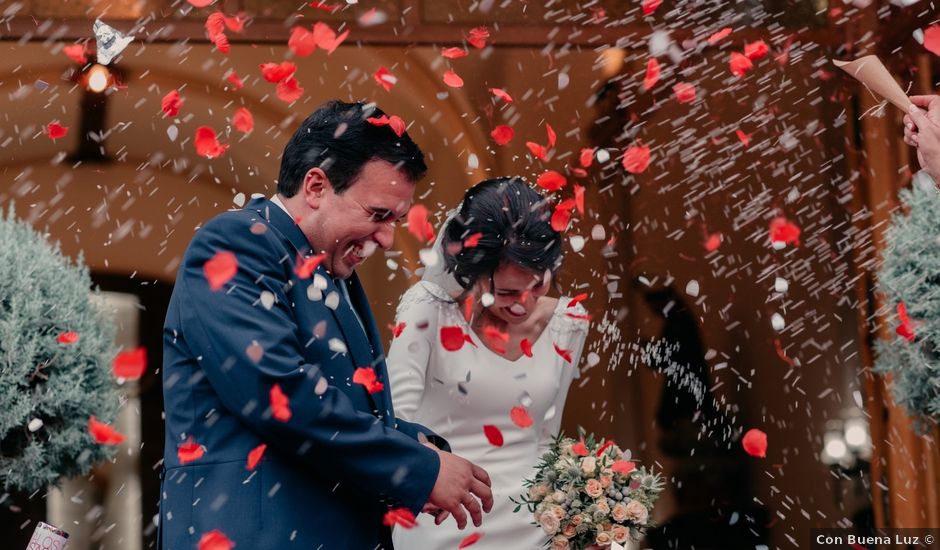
[[388, 177, 590, 549]]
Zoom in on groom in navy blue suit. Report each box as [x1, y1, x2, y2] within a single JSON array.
[[160, 100, 492, 549]]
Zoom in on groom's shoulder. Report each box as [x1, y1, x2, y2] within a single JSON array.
[[193, 205, 272, 242]]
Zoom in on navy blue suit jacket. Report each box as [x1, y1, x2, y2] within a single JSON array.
[[159, 197, 445, 549]]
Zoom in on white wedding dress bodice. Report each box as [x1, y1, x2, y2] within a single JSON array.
[[388, 281, 589, 549]]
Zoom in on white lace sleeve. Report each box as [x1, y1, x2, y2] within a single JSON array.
[[538, 300, 591, 454], [387, 282, 452, 422]]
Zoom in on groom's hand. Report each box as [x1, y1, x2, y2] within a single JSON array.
[[424, 444, 493, 529]]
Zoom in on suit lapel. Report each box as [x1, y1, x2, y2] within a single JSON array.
[[346, 274, 393, 423], [245, 197, 383, 416]]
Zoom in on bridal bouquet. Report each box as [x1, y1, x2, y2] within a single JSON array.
[[513, 432, 663, 549]]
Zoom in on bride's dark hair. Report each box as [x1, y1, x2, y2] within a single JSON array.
[[441, 176, 563, 290]]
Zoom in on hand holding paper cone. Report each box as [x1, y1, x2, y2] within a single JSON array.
[[833, 55, 913, 112]]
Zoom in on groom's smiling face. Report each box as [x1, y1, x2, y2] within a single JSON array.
[[304, 159, 415, 279]]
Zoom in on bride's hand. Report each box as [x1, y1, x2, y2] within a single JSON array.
[[420, 503, 451, 525]]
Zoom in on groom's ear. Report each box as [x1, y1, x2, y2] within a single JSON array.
[[301, 167, 331, 209]]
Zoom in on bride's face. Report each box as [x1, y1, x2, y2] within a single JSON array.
[[478, 263, 551, 325]]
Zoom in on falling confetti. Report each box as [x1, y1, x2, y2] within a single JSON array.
[[232, 107, 254, 134], [490, 125, 514, 145]]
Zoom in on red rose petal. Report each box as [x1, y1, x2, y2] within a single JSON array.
[[464, 232, 482, 248], [459, 532, 483, 548], [113, 347, 147, 379], [295, 253, 325, 279], [226, 70, 244, 89], [198, 529, 234, 550], [520, 338, 533, 358], [387, 115, 406, 137], [526, 142, 547, 160], [546, 124, 557, 148], [232, 107, 253, 134], [442, 47, 468, 59], [744, 39, 769, 60], [925, 26, 940, 56], [46, 122, 68, 140], [270, 383, 292, 421], [510, 406, 534, 428], [312, 21, 349, 54], [178, 438, 205, 464], [537, 170, 567, 192], [573, 184, 585, 215], [442, 69, 464, 88], [288, 26, 318, 57], [736, 129, 751, 147], [187, 0, 216, 7], [730, 51, 754, 77], [673, 82, 696, 104], [769, 216, 800, 246], [896, 302, 916, 342], [57, 331, 79, 344], [194, 126, 229, 159], [63, 44, 87, 64], [406, 204, 435, 243], [483, 425, 503, 447], [161, 90, 183, 117], [467, 26, 489, 49], [276, 77, 304, 103], [88, 416, 125, 445], [622, 144, 651, 174], [260, 61, 297, 83], [643, 58, 661, 91], [489, 87, 513, 103], [490, 125, 514, 145], [611, 460, 636, 475], [353, 367, 385, 394], [223, 13, 246, 33], [742, 428, 768, 457], [246, 443, 266, 470], [705, 232, 722, 252], [551, 205, 571, 232], [441, 326, 467, 351], [203, 250, 237, 290], [383, 507, 418, 528], [707, 27, 732, 44], [374, 66, 397, 91], [572, 440, 588, 456], [392, 322, 406, 338], [642, 0, 662, 15], [579, 148, 595, 168], [567, 293, 588, 308], [553, 343, 573, 363]]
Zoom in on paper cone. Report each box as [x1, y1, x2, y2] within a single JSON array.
[[833, 55, 912, 112]]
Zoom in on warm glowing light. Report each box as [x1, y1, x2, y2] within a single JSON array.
[[86, 64, 110, 93], [824, 438, 847, 461]]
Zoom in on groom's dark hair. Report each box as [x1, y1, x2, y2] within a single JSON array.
[[277, 100, 427, 196], [442, 177, 564, 290]]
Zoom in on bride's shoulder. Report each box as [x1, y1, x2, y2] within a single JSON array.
[[395, 280, 457, 317], [549, 296, 590, 335]]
